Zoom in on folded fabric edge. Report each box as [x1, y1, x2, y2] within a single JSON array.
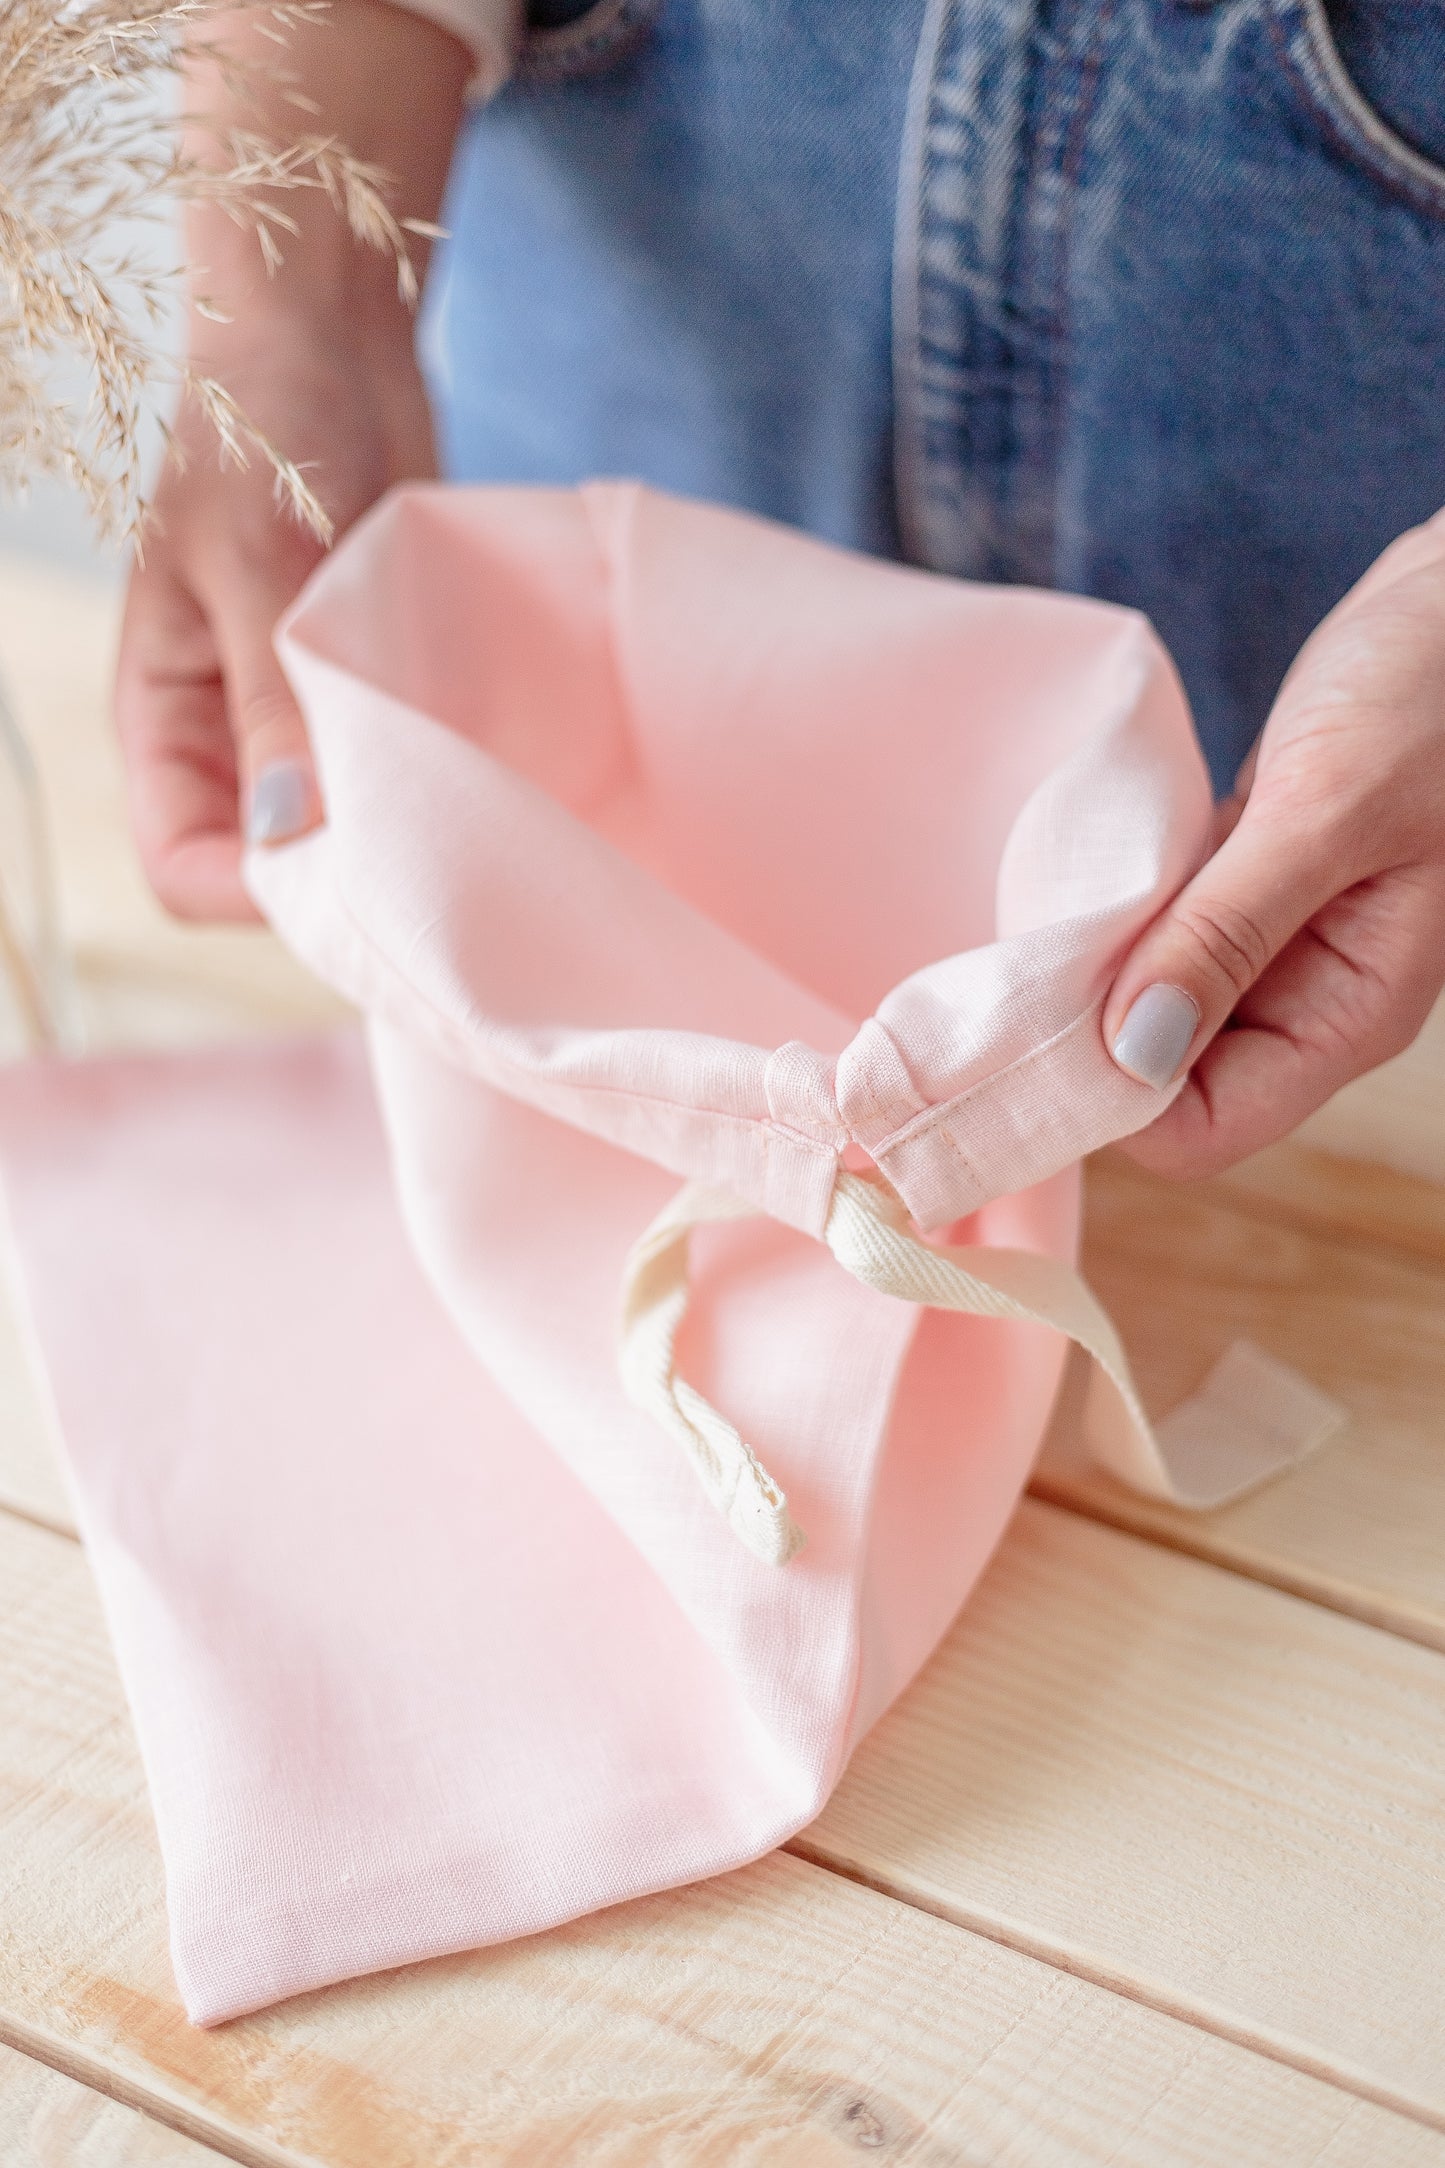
[[174, 1790, 832, 2027]]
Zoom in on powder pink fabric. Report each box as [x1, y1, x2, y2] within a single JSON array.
[[0, 484, 1212, 2024]]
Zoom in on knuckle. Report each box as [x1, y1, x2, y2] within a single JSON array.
[[1292, 921, 1433, 1074], [1358, 986, 1433, 1069], [235, 685, 297, 733], [1121, 1122, 1222, 1183], [234, 685, 305, 757], [1120, 1082, 1228, 1181], [1171, 896, 1275, 994]]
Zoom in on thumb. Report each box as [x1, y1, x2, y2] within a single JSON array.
[[210, 555, 322, 851], [1103, 805, 1341, 1091]]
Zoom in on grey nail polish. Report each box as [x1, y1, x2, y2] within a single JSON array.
[[1111, 983, 1200, 1090], [246, 761, 310, 847]]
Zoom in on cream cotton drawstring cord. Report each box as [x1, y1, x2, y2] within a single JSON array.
[[618, 1167, 1347, 1567]]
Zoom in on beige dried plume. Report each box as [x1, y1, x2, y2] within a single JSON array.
[[0, 0, 426, 547]]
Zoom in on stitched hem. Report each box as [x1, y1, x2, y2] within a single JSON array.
[[262, 820, 841, 1207], [866, 996, 1107, 1163]]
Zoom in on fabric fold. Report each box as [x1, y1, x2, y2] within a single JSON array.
[[0, 482, 1337, 2024], [251, 482, 1214, 1234]]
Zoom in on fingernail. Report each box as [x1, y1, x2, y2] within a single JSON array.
[[246, 761, 310, 847], [1111, 984, 1200, 1090]]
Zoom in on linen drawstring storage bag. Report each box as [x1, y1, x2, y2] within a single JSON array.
[[0, 482, 1343, 2025]]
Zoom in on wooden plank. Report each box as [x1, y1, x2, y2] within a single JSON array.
[[1032, 1152, 1445, 1648], [0, 2040, 228, 2167], [1214, 1138, 1445, 1270], [1, 1510, 1438, 2168], [802, 1498, 1445, 2126]]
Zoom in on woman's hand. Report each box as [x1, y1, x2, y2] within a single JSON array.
[[116, 331, 438, 919], [113, 0, 469, 921], [1105, 507, 1445, 1176]]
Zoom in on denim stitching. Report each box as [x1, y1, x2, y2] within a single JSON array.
[[1264, 0, 1445, 223], [893, 0, 956, 566], [908, 0, 1037, 580], [1007, 0, 1117, 585]]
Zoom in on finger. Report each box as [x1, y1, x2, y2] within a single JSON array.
[[1198, 732, 1261, 863], [115, 561, 257, 921], [1120, 867, 1445, 1177], [1334, 503, 1445, 615], [1103, 802, 1351, 1094], [206, 548, 323, 852], [1231, 731, 1262, 806]]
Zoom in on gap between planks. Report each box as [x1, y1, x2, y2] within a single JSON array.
[[784, 1833, 1445, 2141], [0, 2017, 303, 2168], [800, 1492, 1445, 2133], [1029, 1460, 1445, 1656], [0, 1492, 73, 1544], [5, 1479, 1444, 2155], [1029, 1149, 1445, 1656], [10, 1479, 1435, 2168]]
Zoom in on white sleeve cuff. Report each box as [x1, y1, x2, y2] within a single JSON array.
[[381, 0, 524, 95]]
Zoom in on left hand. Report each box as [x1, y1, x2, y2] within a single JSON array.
[[1104, 506, 1445, 1178]]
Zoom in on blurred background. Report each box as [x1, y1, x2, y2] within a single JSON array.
[[0, 140, 346, 1065]]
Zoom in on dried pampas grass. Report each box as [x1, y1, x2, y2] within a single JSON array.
[[0, 0, 427, 547]]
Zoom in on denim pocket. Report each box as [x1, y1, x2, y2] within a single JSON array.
[[1263, 0, 1445, 216], [517, 0, 667, 81]]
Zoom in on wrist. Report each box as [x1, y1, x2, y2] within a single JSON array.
[[184, 297, 423, 411], [185, 206, 423, 371], [182, 1, 467, 351]]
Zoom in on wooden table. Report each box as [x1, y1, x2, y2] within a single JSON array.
[[1, 557, 1443, 2167]]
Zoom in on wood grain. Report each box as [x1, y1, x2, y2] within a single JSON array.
[[0, 2042, 227, 2167], [2, 1508, 1438, 2168], [1032, 1152, 1445, 1646], [1214, 1138, 1445, 1269], [803, 1498, 1445, 2126]]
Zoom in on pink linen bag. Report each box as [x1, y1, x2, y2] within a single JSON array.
[[0, 483, 1340, 2023]]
